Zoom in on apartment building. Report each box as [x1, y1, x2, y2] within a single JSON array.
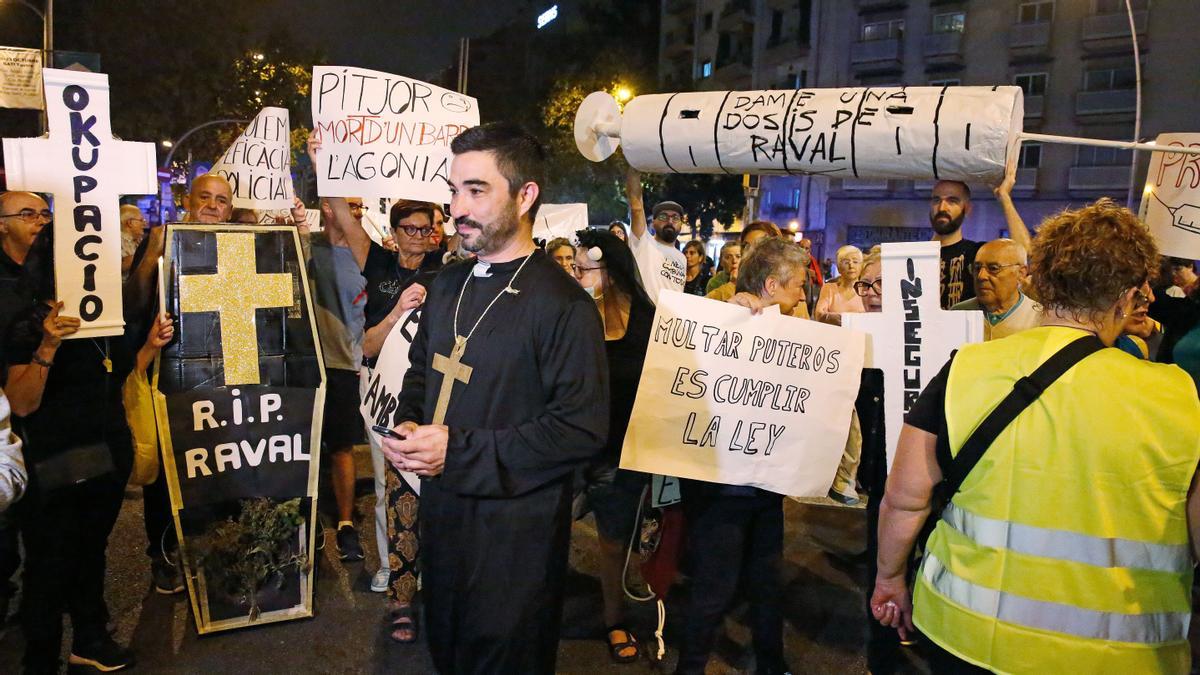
[[658, 0, 1200, 257]]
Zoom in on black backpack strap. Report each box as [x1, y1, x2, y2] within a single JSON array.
[[943, 335, 1106, 497]]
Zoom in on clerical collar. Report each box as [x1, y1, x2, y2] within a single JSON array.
[[472, 252, 538, 277], [985, 292, 1024, 326]]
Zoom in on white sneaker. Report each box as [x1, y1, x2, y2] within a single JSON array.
[[371, 568, 390, 593]]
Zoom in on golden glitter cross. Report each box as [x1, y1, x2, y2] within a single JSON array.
[[178, 232, 293, 385]]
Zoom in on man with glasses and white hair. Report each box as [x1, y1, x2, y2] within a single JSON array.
[[624, 168, 686, 303], [0, 190, 45, 624], [951, 239, 1042, 341]]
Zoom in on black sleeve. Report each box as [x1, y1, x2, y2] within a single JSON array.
[[360, 241, 391, 282], [903, 357, 953, 434], [4, 307, 43, 367], [441, 297, 610, 498]]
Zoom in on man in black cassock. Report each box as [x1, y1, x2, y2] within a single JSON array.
[[381, 122, 609, 674]]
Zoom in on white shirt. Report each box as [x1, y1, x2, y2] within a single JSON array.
[[629, 229, 686, 304], [0, 390, 26, 513]]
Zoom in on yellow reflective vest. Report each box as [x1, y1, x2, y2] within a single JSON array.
[[913, 326, 1200, 674]]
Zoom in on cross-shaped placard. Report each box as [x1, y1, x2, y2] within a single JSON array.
[[2, 68, 157, 338], [842, 241, 983, 470], [178, 232, 293, 385], [431, 337, 472, 425]]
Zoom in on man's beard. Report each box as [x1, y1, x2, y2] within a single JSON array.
[[930, 210, 965, 235], [657, 225, 679, 244], [459, 201, 520, 254]]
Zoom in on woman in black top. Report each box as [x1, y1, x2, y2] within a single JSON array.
[[5, 228, 173, 673], [682, 240, 711, 296], [572, 228, 654, 663]]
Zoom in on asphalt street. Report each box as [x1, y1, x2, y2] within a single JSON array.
[[0, 446, 930, 674]]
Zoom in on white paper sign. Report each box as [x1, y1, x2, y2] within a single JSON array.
[[620, 86, 1023, 183], [311, 65, 479, 203], [1141, 133, 1200, 259], [533, 203, 588, 241], [842, 242, 984, 470], [0, 47, 43, 109], [210, 107, 295, 210], [620, 292, 867, 497], [2, 68, 157, 338], [359, 307, 422, 493]]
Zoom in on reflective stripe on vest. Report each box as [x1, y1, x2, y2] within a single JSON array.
[[941, 502, 1191, 575], [922, 552, 1191, 644]]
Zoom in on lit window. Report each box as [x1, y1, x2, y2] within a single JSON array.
[[700, 60, 713, 79], [932, 12, 966, 34], [861, 19, 904, 41]]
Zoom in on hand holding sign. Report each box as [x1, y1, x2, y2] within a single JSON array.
[[41, 301, 81, 348]]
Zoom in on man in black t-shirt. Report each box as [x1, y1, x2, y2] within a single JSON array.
[[929, 180, 982, 309]]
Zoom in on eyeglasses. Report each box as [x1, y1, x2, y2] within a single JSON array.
[[571, 263, 606, 276], [970, 262, 1022, 276], [396, 225, 434, 237], [853, 279, 883, 296], [1133, 288, 1152, 310], [654, 213, 682, 224], [0, 208, 52, 222], [347, 202, 365, 210]]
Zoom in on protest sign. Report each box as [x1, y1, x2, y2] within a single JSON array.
[[311, 65, 478, 203], [533, 203, 589, 241], [0, 46, 42, 109], [2, 68, 157, 338], [154, 223, 324, 634], [359, 306, 423, 493], [581, 86, 1023, 184], [210, 107, 295, 210], [620, 292, 866, 497], [842, 242, 983, 470], [1141, 133, 1200, 259]]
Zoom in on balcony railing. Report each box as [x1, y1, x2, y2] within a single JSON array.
[[1076, 89, 1137, 116], [851, 37, 903, 72], [1009, 21, 1051, 50], [1014, 167, 1038, 192], [1082, 10, 1148, 42], [1068, 165, 1132, 191], [1024, 94, 1043, 118]]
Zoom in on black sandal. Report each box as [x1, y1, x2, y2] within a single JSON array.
[[605, 625, 639, 663], [388, 603, 418, 644]]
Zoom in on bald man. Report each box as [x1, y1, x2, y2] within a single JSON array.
[[951, 238, 1042, 340], [184, 174, 234, 224], [0, 191, 48, 621], [120, 205, 147, 279]]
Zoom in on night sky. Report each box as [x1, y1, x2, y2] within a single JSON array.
[[270, 0, 545, 80]]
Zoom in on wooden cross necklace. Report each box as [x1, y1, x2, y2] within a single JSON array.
[[431, 252, 534, 424]]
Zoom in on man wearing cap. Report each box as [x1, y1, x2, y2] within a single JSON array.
[[625, 168, 686, 303]]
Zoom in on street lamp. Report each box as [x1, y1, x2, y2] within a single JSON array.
[[2, 0, 53, 133]]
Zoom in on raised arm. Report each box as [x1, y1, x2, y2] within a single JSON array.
[[307, 133, 372, 270], [993, 167, 1032, 254], [625, 165, 649, 240]]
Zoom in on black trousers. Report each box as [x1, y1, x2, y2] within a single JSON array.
[[141, 461, 176, 558], [20, 472, 125, 673], [0, 518, 19, 591], [677, 485, 785, 675]]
